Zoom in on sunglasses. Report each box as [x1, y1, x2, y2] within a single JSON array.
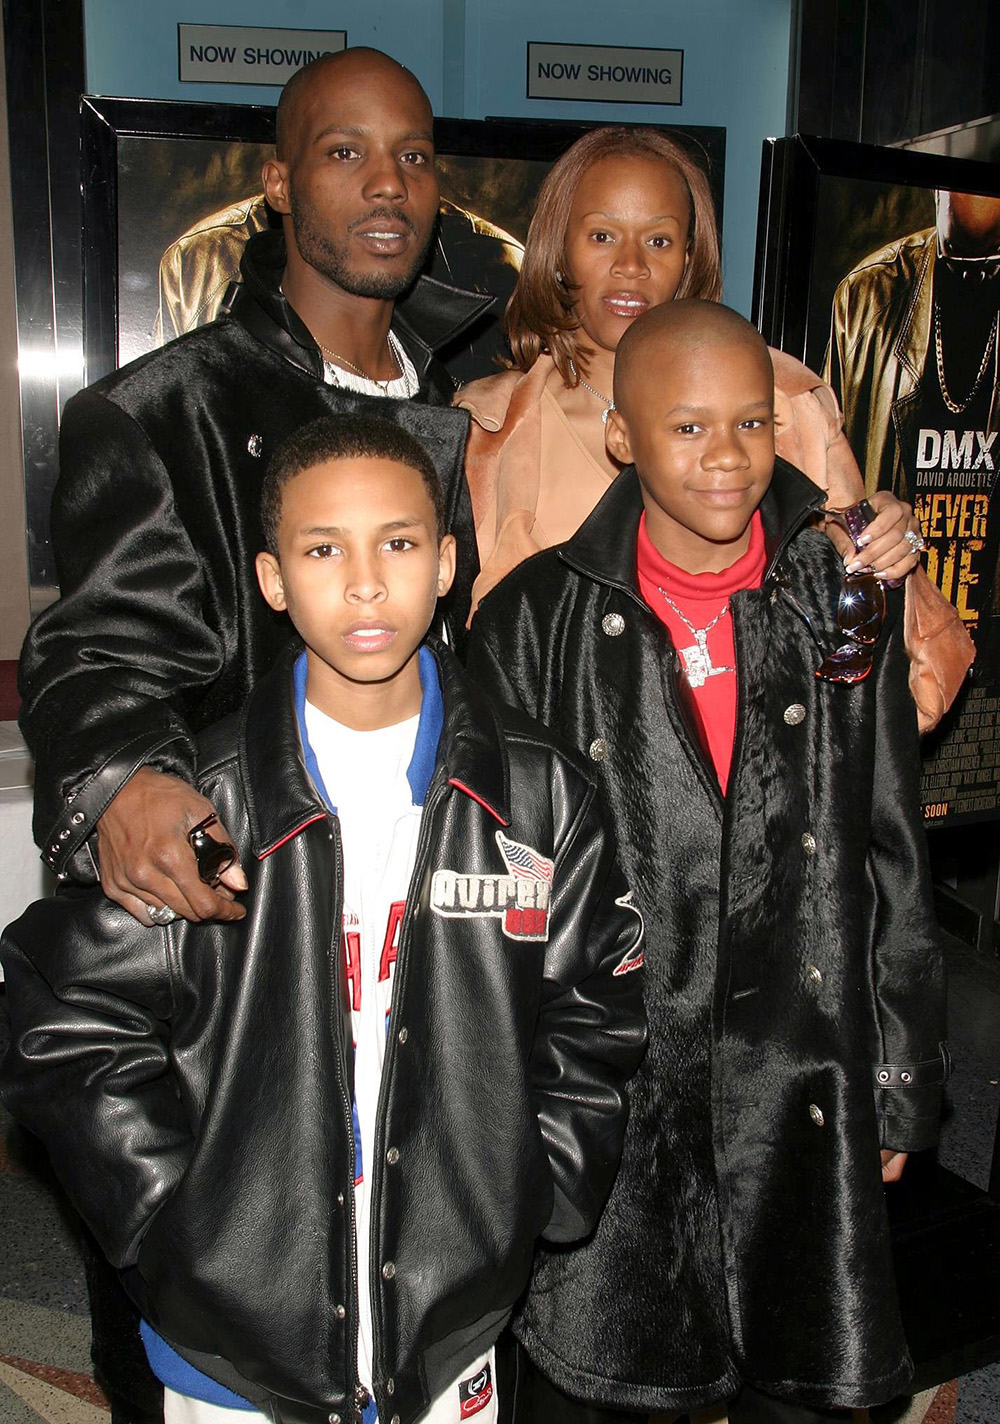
[[188, 813, 238, 887], [777, 500, 887, 684]]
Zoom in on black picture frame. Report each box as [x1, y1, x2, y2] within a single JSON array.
[[751, 133, 1000, 373], [81, 97, 726, 384], [751, 133, 1000, 834]]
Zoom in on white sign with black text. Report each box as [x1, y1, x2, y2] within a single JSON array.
[[527, 42, 682, 105], [178, 25, 347, 86]]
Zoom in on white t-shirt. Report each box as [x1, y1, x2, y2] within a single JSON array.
[[304, 701, 497, 1424]]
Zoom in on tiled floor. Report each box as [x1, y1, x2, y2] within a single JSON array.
[[1, 929, 998, 1424]]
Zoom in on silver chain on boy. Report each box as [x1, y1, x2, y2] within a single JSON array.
[[656, 588, 735, 688]]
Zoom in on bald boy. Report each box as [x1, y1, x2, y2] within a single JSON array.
[[17, 45, 488, 1424], [469, 300, 946, 1423]]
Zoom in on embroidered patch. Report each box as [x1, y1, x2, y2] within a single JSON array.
[[430, 830, 554, 941], [612, 890, 645, 976], [458, 1360, 493, 1418]]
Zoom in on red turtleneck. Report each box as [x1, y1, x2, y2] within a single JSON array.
[[636, 511, 767, 794]]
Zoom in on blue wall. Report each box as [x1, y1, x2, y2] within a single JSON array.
[[83, 0, 792, 316]]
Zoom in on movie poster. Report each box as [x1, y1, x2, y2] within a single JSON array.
[[754, 144, 1000, 829]]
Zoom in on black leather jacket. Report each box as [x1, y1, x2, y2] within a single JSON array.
[[1, 640, 647, 1424], [467, 463, 947, 1412], [19, 230, 490, 881]]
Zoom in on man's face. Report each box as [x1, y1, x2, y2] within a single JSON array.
[[256, 456, 455, 727], [266, 57, 440, 300], [936, 191, 1000, 258], [606, 337, 774, 572]]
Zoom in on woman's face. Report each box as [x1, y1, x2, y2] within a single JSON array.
[[563, 154, 691, 354]]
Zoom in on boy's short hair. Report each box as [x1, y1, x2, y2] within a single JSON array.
[[260, 415, 447, 553]]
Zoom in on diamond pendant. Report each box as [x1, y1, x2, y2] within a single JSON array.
[[679, 631, 733, 689], [679, 640, 712, 689]]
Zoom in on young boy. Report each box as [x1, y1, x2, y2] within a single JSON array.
[[0, 416, 646, 1424], [466, 301, 949, 1424]]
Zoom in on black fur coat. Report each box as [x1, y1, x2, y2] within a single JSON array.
[[466, 461, 948, 1413]]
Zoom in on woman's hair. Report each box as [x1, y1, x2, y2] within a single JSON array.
[[505, 126, 723, 383]]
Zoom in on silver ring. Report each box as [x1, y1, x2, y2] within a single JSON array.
[[146, 904, 179, 926], [904, 529, 925, 553]]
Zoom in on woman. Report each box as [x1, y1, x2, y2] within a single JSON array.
[[457, 126, 972, 730]]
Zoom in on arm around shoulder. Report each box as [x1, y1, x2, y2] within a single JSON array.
[[19, 387, 224, 877]]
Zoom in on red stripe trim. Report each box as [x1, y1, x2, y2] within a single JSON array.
[[448, 778, 509, 825], [257, 811, 328, 859]]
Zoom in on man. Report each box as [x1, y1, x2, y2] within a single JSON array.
[[20, 46, 489, 930], [154, 191, 523, 385], [825, 190, 1000, 630]]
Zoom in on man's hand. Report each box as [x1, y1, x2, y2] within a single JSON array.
[[96, 767, 248, 924], [825, 490, 922, 582], [880, 1148, 908, 1183]]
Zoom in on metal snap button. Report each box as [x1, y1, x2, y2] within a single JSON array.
[[801, 832, 817, 855], [784, 703, 806, 726], [59, 828, 71, 840], [328, 1414, 341, 1424], [900, 1071, 912, 1083], [806, 964, 824, 986], [386, 1146, 400, 1165], [602, 612, 625, 637], [588, 737, 608, 762], [877, 1070, 890, 1083], [808, 1103, 825, 1127], [386, 1379, 395, 1395], [71, 812, 85, 825], [397, 1026, 408, 1045], [335, 1303, 346, 1320], [382, 1260, 396, 1281]]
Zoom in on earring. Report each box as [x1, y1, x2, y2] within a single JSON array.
[[555, 269, 565, 286]]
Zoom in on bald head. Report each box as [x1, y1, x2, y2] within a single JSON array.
[[614, 299, 771, 418], [276, 47, 431, 161]]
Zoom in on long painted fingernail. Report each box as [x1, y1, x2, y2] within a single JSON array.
[[846, 559, 864, 574], [856, 532, 873, 548]]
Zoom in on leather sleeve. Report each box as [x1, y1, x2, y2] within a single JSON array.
[[0, 892, 193, 1268], [18, 388, 217, 877], [515, 748, 647, 1245], [868, 596, 949, 1152]]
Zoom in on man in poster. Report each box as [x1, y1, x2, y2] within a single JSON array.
[[826, 190, 1000, 826], [825, 190, 1000, 635]]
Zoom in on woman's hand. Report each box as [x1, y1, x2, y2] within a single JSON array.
[[824, 490, 923, 582]]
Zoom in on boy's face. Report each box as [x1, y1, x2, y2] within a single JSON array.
[[606, 336, 774, 573], [255, 456, 455, 728]]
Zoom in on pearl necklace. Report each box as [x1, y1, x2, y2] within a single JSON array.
[[656, 588, 734, 689]]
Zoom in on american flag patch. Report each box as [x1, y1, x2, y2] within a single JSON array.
[[429, 832, 554, 942]]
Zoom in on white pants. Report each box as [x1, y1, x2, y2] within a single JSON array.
[[163, 1348, 498, 1424]]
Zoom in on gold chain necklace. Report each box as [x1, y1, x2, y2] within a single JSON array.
[[934, 301, 999, 416], [316, 332, 403, 389]]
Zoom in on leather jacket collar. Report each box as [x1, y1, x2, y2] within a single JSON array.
[[560, 457, 827, 601], [225, 230, 494, 385], [240, 637, 512, 860]]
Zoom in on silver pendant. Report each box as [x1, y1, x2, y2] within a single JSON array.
[[679, 631, 732, 689]]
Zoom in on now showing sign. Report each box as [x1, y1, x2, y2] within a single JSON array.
[[179, 25, 347, 86], [527, 42, 682, 105]]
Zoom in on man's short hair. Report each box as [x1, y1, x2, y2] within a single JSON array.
[[260, 415, 447, 553]]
